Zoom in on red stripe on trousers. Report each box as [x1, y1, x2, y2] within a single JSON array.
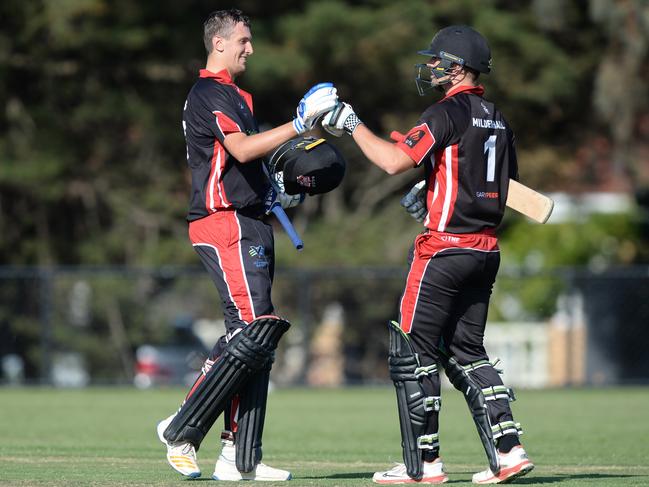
[[189, 211, 255, 323], [399, 255, 431, 334]]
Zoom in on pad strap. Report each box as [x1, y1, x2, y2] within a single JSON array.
[[423, 396, 442, 412], [463, 358, 503, 374], [491, 421, 523, 440], [482, 386, 516, 402], [417, 433, 440, 451], [415, 363, 438, 378]]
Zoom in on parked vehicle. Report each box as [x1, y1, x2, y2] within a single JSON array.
[[133, 318, 209, 389]]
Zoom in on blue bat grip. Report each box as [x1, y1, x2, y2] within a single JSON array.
[[271, 205, 303, 250]]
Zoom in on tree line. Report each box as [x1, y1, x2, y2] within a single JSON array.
[[1, 0, 648, 267]]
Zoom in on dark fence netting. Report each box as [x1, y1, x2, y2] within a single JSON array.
[[1, 265, 647, 387]]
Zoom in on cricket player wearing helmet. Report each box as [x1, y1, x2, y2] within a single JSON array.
[[323, 25, 534, 484], [156, 9, 339, 481]]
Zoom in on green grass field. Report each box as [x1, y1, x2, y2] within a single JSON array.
[[1, 387, 648, 486]]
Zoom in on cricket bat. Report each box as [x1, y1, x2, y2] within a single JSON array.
[[506, 179, 554, 224]]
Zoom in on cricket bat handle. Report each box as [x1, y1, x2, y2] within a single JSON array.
[[271, 205, 304, 250]]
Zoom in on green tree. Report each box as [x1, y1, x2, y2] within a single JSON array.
[[0, 0, 645, 267]]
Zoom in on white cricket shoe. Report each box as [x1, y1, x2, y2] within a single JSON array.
[[472, 446, 534, 484], [373, 459, 448, 484], [212, 438, 292, 481], [156, 413, 201, 479]]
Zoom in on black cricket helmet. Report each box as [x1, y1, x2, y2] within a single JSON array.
[[415, 25, 491, 95], [266, 136, 346, 195]]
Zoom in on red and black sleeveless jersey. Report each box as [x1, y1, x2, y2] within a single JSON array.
[[396, 85, 519, 234], [183, 69, 267, 221]]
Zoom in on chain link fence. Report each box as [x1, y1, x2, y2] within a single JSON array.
[[1, 265, 648, 387]]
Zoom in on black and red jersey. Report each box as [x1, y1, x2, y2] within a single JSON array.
[[183, 69, 268, 221], [396, 84, 518, 234]]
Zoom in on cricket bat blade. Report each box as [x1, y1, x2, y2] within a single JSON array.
[[506, 179, 554, 224]]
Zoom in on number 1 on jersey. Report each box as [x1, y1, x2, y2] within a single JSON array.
[[484, 135, 497, 182]]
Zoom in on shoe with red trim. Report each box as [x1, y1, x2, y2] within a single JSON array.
[[472, 445, 534, 484], [373, 459, 448, 484]]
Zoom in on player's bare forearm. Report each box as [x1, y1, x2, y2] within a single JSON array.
[[352, 125, 415, 175], [223, 122, 297, 163]]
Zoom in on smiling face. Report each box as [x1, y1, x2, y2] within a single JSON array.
[[211, 22, 253, 78], [207, 22, 254, 79]]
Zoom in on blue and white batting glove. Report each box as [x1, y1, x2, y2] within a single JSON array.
[[264, 186, 305, 215], [400, 180, 427, 223], [293, 82, 338, 135], [321, 101, 363, 137]]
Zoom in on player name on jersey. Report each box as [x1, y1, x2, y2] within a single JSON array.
[[472, 118, 506, 129]]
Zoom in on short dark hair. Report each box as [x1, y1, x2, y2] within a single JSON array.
[[203, 9, 251, 53]]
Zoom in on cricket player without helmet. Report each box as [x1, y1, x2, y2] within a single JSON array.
[[156, 8, 340, 482]]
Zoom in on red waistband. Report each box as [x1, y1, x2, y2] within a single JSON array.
[[417, 230, 499, 257], [425, 228, 496, 237]]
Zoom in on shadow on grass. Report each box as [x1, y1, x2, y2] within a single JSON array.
[[301, 472, 498, 485], [303, 472, 470, 484], [304, 472, 648, 484], [302, 472, 374, 480], [511, 473, 646, 484]]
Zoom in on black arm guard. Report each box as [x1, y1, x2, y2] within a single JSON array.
[[388, 322, 425, 481], [163, 317, 290, 448], [439, 353, 500, 474]]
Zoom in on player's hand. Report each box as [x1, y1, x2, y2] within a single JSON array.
[[321, 102, 363, 137], [264, 186, 305, 215], [400, 180, 427, 223], [293, 83, 338, 135]]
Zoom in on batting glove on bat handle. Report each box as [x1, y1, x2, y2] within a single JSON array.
[[400, 180, 427, 223], [264, 187, 305, 215], [321, 102, 362, 136]]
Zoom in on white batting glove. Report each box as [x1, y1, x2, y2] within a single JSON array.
[[278, 191, 305, 210], [264, 186, 305, 215], [321, 102, 363, 137], [400, 180, 427, 223], [293, 83, 338, 135]]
